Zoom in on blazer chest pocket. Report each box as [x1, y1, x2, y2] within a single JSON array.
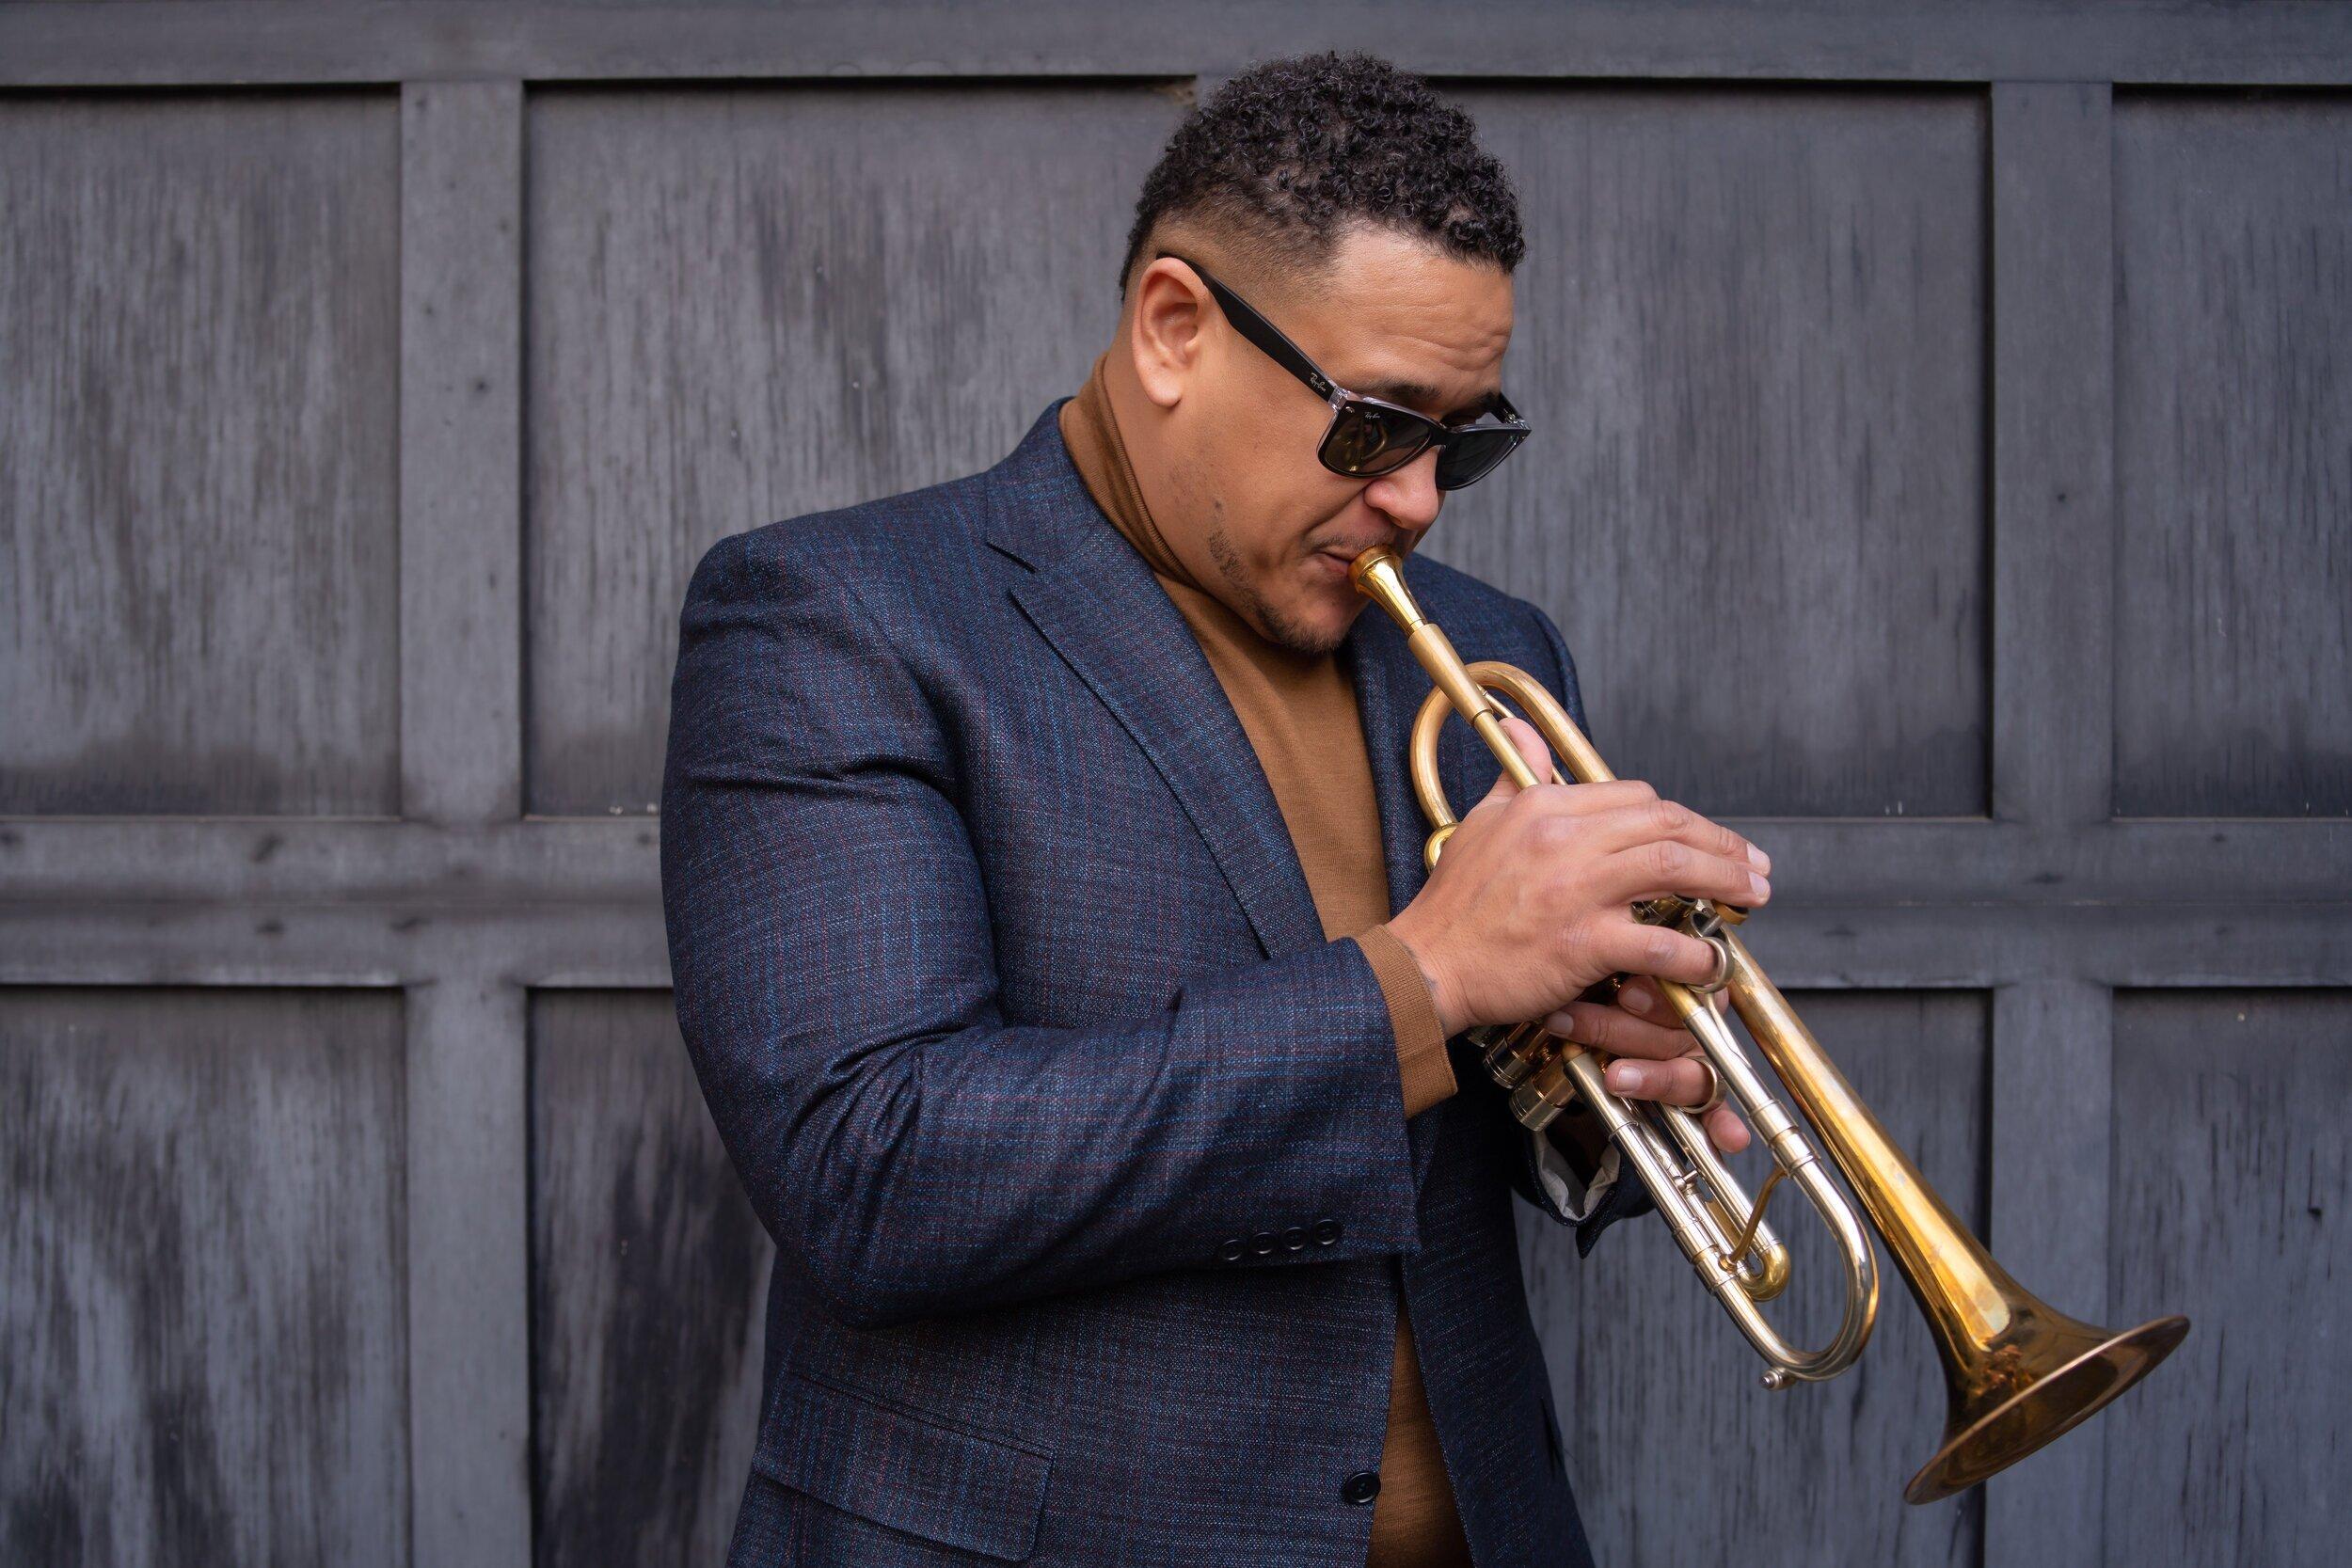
[[755, 1371, 1053, 1562]]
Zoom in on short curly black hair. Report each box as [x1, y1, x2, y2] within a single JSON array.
[[1119, 51, 1523, 300]]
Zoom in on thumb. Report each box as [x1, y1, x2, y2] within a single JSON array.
[[1469, 713, 1555, 813]]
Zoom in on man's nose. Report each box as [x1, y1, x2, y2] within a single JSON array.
[[1364, 447, 1444, 533]]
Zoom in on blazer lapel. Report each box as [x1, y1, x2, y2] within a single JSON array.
[[1342, 598, 1454, 1188], [988, 400, 1461, 1185], [1341, 604, 1439, 932], [990, 405, 1327, 962]]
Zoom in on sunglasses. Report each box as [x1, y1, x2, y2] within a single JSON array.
[[1156, 251, 1532, 491]]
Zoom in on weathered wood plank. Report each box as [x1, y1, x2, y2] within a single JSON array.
[[1522, 990, 1991, 1567], [6, 816, 2346, 911], [3, 894, 2349, 997], [1984, 977, 2115, 1566], [402, 82, 524, 824], [1991, 82, 2114, 829], [5, 2, 2352, 88], [530, 991, 772, 1568], [0, 49, 2343, 1568], [523, 84, 1182, 814], [1444, 87, 1988, 816], [0, 988, 407, 1566], [0, 93, 401, 816], [405, 976, 531, 1567], [2106, 990, 2349, 1565], [2113, 92, 2352, 816], [1982, 85, 2119, 1557]]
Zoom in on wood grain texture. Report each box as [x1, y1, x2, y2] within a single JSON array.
[[7, 3, 2352, 89], [401, 81, 524, 825], [1984, 977, 2114, 1567], [5, 815, 2344, 913], [0, 987, 406, 1566], [406, 976, 532, 1567], [2114, 92, 2352, 817], [0, 92, 401, 816], [0, 48, 2344, 1568], [529, 991, 772, 1568], [1991, 82, 2115, 831], [1440, 87, 1988, 817], [1521, 990, 1990, 1567], [2106, 990, 2347, 1567], [523, 84, 1184, 816]]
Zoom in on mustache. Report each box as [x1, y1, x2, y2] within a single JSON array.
[[1311, 531, 1412, 560]]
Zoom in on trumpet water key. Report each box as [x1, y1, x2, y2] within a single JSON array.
[[1349, 546, 2189, 1504]]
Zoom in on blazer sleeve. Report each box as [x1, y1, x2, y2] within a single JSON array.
[[1503, 599, 1659, 1255], [660, 530, 1427, 1330]]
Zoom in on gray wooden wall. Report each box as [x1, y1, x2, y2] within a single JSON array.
[[3, 6, 2346, 1566]]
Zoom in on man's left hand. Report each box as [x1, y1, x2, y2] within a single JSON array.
[[1541, 981, 1752, 1153]]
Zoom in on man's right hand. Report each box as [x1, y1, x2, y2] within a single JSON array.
[[1383, 714, 1770, 1041]]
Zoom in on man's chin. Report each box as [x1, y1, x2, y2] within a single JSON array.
[[1260, 594, 1356, 658]]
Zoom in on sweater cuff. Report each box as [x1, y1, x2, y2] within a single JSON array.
[[1355, 925, 1456, 1117]]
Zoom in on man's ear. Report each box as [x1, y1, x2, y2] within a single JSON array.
[[1128, 257, 1209, 411]]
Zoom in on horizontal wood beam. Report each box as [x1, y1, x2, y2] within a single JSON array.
[[3, 816, 2343, 907], [2, 895, 2344, 991], [3, 3, 2350, 88]]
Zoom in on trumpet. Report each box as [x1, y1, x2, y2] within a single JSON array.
[[1350, 546, 2188, 1503]]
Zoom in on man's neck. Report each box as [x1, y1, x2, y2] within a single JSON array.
[[1095, 345, 1221, 597]]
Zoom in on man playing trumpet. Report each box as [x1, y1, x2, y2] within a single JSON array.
[[663, 51, 1758, 1568]]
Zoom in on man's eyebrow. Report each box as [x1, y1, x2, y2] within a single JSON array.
[[1359, 378, 1501, 422]]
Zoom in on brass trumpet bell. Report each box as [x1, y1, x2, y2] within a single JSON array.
[[1907, 1304, 2189, 1504], [1348, 546, 2188, 1504]]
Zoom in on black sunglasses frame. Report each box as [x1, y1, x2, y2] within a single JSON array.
[[1154, 251, 1532, 491]]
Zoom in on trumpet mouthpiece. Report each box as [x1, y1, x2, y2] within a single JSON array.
[[1349, 546, 1426, 632]]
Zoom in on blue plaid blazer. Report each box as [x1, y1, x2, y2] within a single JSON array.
[[660, 399, 1649, 1566]]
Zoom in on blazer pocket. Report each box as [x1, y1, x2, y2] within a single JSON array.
[[754, 1371, 1052, 1562]]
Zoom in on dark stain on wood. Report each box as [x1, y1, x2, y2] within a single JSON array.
[[0, 93, 401, 816], [529, 991, 773, 1567], [0, 988, 407, 1565]]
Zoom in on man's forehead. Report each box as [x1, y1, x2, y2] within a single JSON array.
[[1302, 240, 1513, 416]]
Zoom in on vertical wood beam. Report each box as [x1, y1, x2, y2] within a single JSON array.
[[399, 79, 532, 1568], [1990, 81, 2116, 831], [1984, 80, 2116, 1568], [402, 79, 523, 825], [405, 974, 532, 1567]]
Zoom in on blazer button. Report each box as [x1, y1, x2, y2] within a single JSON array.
[[1341, 1470, 1382, 1505], [1217, 1237, 1247, 1264], [1311, 1218, 1343, 1247], [1280, 1226, 1307, 1252], [1250, 1230, 1279, 1257]]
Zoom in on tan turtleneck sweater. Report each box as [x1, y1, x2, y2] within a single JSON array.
[[1059, 350, 1470, 1567]]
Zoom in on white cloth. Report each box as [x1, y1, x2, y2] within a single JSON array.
[[1530, 1127, 1622, 1223]]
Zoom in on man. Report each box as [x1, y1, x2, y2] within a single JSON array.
[[661, 52, 1764, 1567]]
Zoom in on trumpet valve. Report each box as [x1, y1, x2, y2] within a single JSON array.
[[1478, 1021, 1555, 1090], [1508, 1047, 1583, 1132]]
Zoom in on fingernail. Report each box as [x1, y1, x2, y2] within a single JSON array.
[[1747, 843, 1772, 874], [1618, 983, 1653, 1013], [1748, 871, 1770, 901], [1606, 1063, 1647, 1094]]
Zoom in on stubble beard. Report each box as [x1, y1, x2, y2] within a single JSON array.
[[1203, 518, 1350, 658]]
